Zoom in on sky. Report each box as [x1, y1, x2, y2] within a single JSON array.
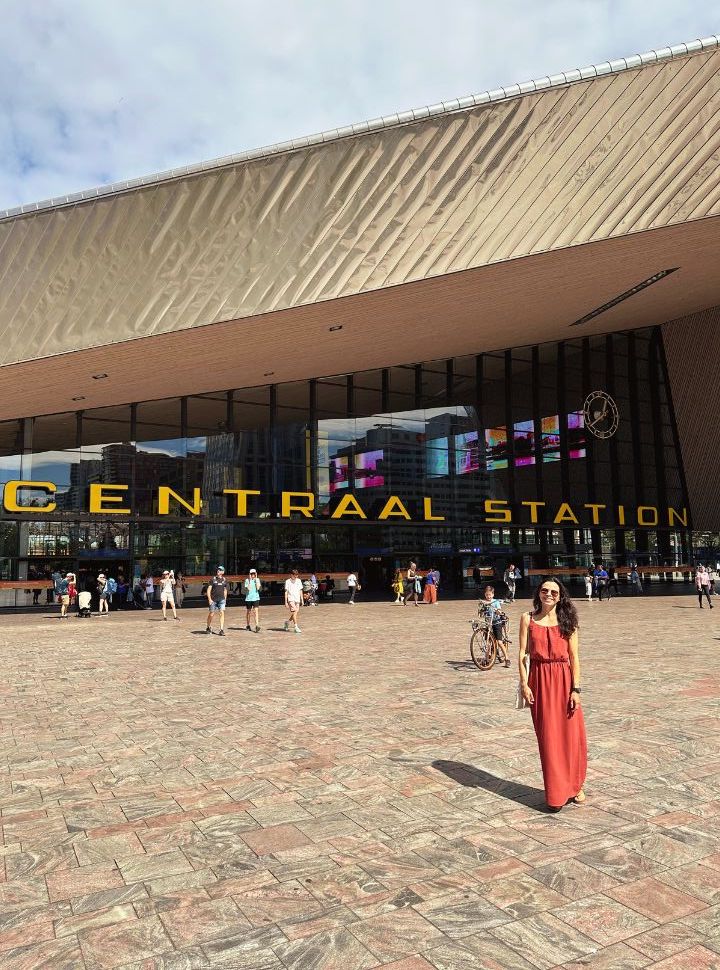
[[0, 0, 717, 210]]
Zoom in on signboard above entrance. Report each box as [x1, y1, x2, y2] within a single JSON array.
[[1, 481, 689, 529]]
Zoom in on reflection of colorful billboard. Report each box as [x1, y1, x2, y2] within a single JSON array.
[[541, 415, 561, 463], [329, 456, 349, 493], [426, 438, 449, 478], [568, 411, 586, 459], [317, 432, 330, 497], [455, 431, 480, 475], [485, 427, 508, 470], [354, 450, 384, 488], [513, 420, 535, 467]]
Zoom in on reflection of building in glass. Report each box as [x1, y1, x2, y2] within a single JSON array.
[[1, 37, 715, 597]]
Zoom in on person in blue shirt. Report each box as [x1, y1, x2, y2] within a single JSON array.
[[479, 584, 509, 656], [592, 564, 609, 602]]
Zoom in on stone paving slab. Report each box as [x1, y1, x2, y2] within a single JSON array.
[[1, 594, 719, 968]]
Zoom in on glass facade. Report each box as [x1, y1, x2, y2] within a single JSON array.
[[0, 327, 693, 599]]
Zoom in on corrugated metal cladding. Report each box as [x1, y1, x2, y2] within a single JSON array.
[[663, 307, 720, 532], [0, 46, 719, 368]]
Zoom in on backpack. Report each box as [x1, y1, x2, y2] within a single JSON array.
[[107, 577, 117, 594]]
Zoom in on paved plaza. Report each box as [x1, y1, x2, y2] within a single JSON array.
[[1, 593, 719, 969]]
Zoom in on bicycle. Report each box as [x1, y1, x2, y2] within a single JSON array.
[[469, 606, 512, 671]]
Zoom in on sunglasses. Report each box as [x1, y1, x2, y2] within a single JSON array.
[[540, 587, 560, 597]]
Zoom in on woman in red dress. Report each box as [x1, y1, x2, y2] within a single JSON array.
[[518, 578, 587, 810]]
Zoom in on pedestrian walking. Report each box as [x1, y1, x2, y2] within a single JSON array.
[[629, 565, 643, 594], [50, 566, 62, 605], [160, 570, 179, 620], [347, 571, 359, 604], [518, 578, 587, 811], [584, 570, 593, 602], [205, 565, 228, 635], [696, 565, 713, 609], [144, 573, 155, 609], [116, 576, 129, 608], [28, 567, 42, 605], [309, 573, 319, 606], [97, 573, 110, 615], [592, 564, 609, 602], [67, 573, 77, 611], [57, 572, 73, 618], [175, 571, 186, 608], [244, 569, 262, 631], [404, 561, 420, 606], [423, 565, 438, 604], [392, 569, 404, 603], [607, 565, 620, 598], [284, 568, 303, 633], [503, 563, 519, 603]]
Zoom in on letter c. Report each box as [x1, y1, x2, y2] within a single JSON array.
[[3, 480, 56, 513]]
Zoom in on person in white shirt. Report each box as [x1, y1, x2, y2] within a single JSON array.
[[160, 570, 179, 621], [284, 568, 303, 633], [144, 574, 155, 609], [347, 571, 358, 604]]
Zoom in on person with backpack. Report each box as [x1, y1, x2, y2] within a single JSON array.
[[97, 573, 111, 615], [57, 573, 72, 618]]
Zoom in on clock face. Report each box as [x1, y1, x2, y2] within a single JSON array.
[[583, 391, 619, 439]]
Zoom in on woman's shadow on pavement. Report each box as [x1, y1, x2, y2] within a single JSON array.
[[432, 760, 549, 813]]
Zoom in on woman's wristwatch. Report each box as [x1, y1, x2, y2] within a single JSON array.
[[571, 686, 581, 693]]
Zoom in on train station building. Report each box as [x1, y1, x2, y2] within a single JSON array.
[[1, 36, 719, 600]]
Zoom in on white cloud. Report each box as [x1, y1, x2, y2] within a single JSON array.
[[0, 0, 716, 208]]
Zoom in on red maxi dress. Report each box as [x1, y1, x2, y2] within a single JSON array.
[[528, 618, 587, 807]]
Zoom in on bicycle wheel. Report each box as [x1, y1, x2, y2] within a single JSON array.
[[470, 628, 496, 670]]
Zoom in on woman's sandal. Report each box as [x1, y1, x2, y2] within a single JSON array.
[[572, 790, 586, 804]]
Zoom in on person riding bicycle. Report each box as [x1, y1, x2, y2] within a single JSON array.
[[479, 584, 509, 645]]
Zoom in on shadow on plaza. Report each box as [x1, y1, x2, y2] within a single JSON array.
[[432, 760, 548, 812]]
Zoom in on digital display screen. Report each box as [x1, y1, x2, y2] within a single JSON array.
[[455, 431, 480, 475], [568, 411, 586, 459], [541, 415, 561, 463], [485, 427, 508, 471], [329, 456, 349, 493], [513, 420, 535, 467], [354, 450, 384, 488], [426, 438, 449, 478]]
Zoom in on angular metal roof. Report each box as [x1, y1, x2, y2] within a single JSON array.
[[1, 34, 718, 221], [0, 38, 719, 376]]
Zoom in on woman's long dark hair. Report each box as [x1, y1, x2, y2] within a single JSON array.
[[532, 577, 579, 640]]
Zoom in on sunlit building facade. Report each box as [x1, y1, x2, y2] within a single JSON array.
[[1, 37, 719, 600]]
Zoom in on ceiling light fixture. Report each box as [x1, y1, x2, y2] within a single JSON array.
[[571, 268, 678, 326], [72, 396, 86, 401], [263, 371, 275, 377], [329, 325, 343, 332], [92, 373, 108, 380]]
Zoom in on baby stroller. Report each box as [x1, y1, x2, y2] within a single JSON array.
[[302, 579, 315, 606], [77, 590, 92, 618]]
